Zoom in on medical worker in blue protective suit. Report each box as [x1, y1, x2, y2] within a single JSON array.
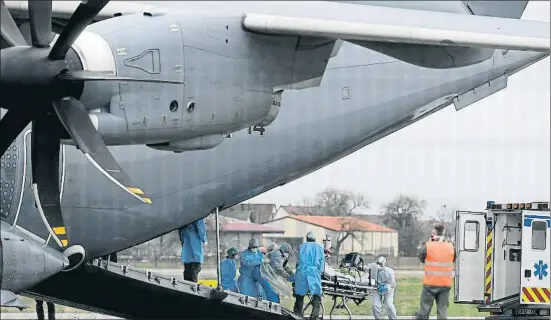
[[179, 219, 207, 283], [220, 247, 240, 292], [238, 239, 280, 302], [293, 232, 325, 320]]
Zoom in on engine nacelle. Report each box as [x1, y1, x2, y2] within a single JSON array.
[[146, 134, 224, 153], [67, 11, 335, 146], [0, 222, 69, 294], [255, 90, 283, 128], [353, 41, 495, 69]]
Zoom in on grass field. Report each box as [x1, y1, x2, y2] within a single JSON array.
[[280, 276, 486, 317], [1, 276, 487, 317]]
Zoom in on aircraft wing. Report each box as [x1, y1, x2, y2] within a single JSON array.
[[4, 1, 161, 21], [242, 2, 550, 52]]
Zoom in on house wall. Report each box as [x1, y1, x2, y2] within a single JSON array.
[[264, 218, 326, 242], [210, 231, 283, 253], [264, 218, 399, 257], [324, 230, 398, 257]]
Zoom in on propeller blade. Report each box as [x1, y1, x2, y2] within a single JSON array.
[[28, 0, 53, 47], [0, 108, 32, 156], [31, 113, 68, 248], [49, 0, 110, 60], [57, 70, 185, 84], [52, 97, 152, 204], [0, 0, 28, 46]]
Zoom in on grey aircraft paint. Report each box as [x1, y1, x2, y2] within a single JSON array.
[[0, 0, 548, 304]]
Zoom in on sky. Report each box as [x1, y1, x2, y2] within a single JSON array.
[[250, 1, 551, 218]]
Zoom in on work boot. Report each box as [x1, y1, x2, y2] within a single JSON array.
[[293, 295, 304, 316], [310, 295, 322, 320]]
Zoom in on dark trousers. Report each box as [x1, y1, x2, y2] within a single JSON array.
[[416, 285, 451, 320], [293, 295, 322, 320], [183, 262, 202, 282], [36, 300, 55, 320]]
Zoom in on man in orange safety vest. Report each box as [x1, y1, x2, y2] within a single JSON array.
[[416, 224, 456, 320]]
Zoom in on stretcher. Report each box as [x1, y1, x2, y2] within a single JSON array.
[[303, 253, 378, 320]]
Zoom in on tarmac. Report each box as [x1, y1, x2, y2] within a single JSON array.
[[153, 268, 425, 279], [0, 314, 485, 319]]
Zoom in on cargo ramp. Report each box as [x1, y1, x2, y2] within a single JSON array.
[[22, 259, 298, 319]]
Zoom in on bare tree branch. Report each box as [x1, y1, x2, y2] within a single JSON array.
[[382, 195, 426, 256], [305, 188, 369, 257]]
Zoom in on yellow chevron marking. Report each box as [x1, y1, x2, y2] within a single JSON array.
[[198, 279, 217, 288], [522, 291, 530, 303], [485, 229, 493, 300], [526, 287, 539, 302], [142, 197, 152, 204], [61, 239, 68, 247], [127, 187, 144, 195], [539, 288, 550, 303], [53, 226, 66, 235]]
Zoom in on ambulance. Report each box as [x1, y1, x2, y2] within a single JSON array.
[[454, 201, 550, 319]]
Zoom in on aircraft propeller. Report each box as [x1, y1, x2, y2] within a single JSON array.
[[0, 0, 153, 249]]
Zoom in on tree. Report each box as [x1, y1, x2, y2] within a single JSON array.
[[382, 195, 426, 257], [307, 188, 369, 258], [436, 205, 458, 242]]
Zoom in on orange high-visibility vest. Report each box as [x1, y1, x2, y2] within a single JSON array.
[[423, 241, 455, 287]]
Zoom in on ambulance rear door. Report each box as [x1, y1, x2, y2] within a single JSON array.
[[454, 210, 486, 304], [520, 210, 551, 305]]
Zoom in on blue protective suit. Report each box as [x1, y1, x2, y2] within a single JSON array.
[[179, 219, 207, 263], [238, 249, 264, 296], [220, 258, 238, 292], [238, 249, 279, 302], [294, 242, 325, 296]]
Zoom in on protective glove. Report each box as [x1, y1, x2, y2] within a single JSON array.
[[262, 257, 270, 263], [287, 274, 296, 282], [377, 284, 388, 295]]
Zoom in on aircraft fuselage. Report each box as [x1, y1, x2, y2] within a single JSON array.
[[0, 0, 547, 266]]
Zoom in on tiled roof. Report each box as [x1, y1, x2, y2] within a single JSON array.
[[286, 215, 397, 233], [205, 215, 283, 233], [221, 203, 277, 224]]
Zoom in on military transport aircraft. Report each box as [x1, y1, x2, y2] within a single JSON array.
[[0, 0, 549, 314]]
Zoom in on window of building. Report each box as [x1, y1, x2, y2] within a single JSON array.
[[532, 221, 547, 250], [463, 221, 479, 251]]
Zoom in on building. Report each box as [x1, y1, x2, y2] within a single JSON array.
[[203, 215, 284, 254], [263, 215, 399, 257], [221, 203, 278, 224], [275, 205, 324, 218]]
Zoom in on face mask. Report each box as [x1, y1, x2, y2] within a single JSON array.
[[234, 255, 240, 260], [250, 248, 258, 253], [283, 252, 290, 259]]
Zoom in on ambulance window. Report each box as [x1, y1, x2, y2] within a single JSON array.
[[464, 221, 479, 251], [532, 221, 547, 250]]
